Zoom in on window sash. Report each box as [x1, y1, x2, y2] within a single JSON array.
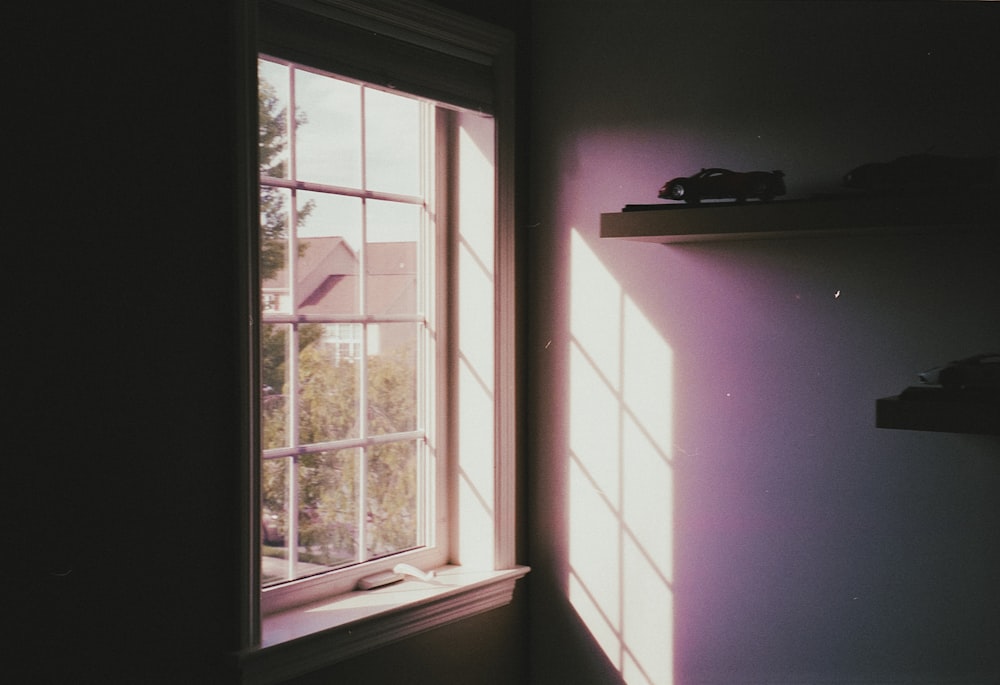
[[258, 57, 443, 603]]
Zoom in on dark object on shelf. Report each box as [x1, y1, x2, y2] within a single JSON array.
[[843, 153, 998, 193], [917, 352, 1000, 389], [658, 168, 786, 204], [876, 353, 1000, 436]]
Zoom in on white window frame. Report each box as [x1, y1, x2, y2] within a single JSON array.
[[257, 58, 448, 614], [236, 2, 525, 683]]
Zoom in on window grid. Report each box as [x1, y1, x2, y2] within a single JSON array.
[[260, 56, 434, 587]]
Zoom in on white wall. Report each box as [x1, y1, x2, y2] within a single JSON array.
[[526, 2, 1000, 683]]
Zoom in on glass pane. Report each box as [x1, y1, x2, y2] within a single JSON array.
[[365, 87, 421, 196], [295, 69, 362, 188], [295, 191, 361, 316], [298, 449, 360, 572], [261, 324, 290, 450], [367, 323, 418, 435], [366, 441, 418, 558], [298, 324, 361, 443], [260, 185, 291, 306], [258, 59, 290, 179], [295, 191, 362, 316], [366, 200, 420, 316], [261, 456, 288, 586]]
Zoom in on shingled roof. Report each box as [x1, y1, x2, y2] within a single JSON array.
[[263, 236, 417, 316]]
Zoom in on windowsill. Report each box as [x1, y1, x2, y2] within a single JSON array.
[[238, 565, 530, 685]]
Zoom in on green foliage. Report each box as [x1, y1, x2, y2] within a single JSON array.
[[259, 77, 288, 281], [262, 330, 420, 567], [258, 73, 314, 282]]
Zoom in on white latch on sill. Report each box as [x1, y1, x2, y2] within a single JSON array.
[[357, 563, 437, 591]]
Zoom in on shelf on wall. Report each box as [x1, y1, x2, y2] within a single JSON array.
[[600, 191, 1000, 244], [876, 389, 1000, 437]]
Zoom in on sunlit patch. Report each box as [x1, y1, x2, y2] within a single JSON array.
[[568, 229, 674, 683], [453, 111, 497, 570]]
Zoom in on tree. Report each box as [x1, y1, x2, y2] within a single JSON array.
[[258, 76, 288, 282]]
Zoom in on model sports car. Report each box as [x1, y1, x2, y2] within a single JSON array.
[[658, 168, 786, 204], [843, 153, 998, 193]]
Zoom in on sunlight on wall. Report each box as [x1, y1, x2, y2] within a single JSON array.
[[454, 112, 496, 568], [569, 229, 674, 685]]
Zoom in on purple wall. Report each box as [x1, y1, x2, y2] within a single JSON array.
[[11, 0, 999, 683], [526, 2, 1000, 683]]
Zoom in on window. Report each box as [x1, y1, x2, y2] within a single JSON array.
[[239, 1, 524, 681], [258, 57, 446, 609]]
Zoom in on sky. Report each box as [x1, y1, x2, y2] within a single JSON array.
[[259, 57, 425, 248]]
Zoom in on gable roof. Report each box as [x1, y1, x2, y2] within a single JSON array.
[[263, 236, 417, 316]]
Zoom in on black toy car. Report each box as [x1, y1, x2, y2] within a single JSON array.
[[843, 153, 998, 193], [658, 168, 786, 204]]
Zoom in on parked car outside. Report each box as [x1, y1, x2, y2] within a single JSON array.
[[262, 510, 285, 547], [658, 168, 786, 204]]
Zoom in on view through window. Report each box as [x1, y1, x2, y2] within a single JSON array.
[[258, 56, 438, 591]]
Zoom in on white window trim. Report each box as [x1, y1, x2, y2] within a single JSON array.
[[241, 566, 527, 685], [236, 1, 525, 682]]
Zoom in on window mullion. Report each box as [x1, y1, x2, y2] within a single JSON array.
[[285, 327, 300, 582], [356, 86, 369, 565], [418, 101, 434, 549], [285, 63, 300, 582]]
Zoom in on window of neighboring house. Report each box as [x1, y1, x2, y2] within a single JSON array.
[[239, 2, 525, 681]]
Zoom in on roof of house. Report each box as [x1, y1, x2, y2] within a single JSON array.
[[263, 236, 417, 316]]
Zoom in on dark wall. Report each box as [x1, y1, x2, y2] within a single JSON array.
[[11, 2, 246, 682], [527, 2, 1000, 684], [8, 1, 530, 683]]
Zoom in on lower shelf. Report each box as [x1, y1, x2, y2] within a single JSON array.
[[876, 395, 1000, 436]]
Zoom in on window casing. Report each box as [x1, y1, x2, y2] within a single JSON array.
[[239, 1, 524, 680]]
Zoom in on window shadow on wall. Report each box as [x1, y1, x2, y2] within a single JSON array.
[[564, 229, 675, 685]]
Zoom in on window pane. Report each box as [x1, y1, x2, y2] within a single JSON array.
[[366, 201, 420, 316], [258, 59, 290, 179], [261, 185, 291, 308], [261, 457, 288, 586], [298, 324, 360, 443], [367, 323, 418, 435], [366, 441, 419, 558], [295, 69, 361, 188], [296, 192, 362, 316], [299, 449, 360, 572], [365, 87, 421, 196], [262, 324, 289, 450]]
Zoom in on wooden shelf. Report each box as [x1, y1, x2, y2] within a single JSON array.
[[876, 395, 1000, 436], [600, 192, 1000, 244]]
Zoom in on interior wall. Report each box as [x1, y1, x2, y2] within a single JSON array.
[[526, 2, 1000, 684], [8, 1, 531, 683]]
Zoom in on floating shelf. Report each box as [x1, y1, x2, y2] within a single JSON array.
[[876, 394, 1000, 436], [600, 191, 1000, 244]]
